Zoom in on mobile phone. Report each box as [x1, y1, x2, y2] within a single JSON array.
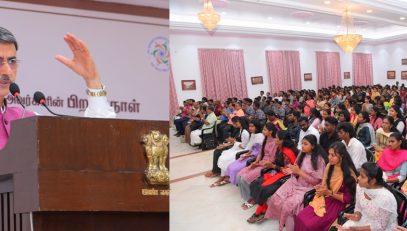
[[329, 226, 338, 231]]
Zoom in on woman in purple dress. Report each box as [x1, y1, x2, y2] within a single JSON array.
[[264, 134, 327, 231], [236, 122, 278, 209], [223, 120, 265, 185], [295, 141, 358, 231]]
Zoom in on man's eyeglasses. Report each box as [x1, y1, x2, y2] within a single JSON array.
[[0, 57, 19, 70]]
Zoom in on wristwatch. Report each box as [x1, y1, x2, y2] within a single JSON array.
[[86, 84, 107, 97]]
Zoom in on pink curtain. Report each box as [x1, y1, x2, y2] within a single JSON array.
[[316, 51, 341, 89], [353, 53, 373, 86], [198, 49, 248, 100], [169, 63, 179, 119], [266, 51, 301, 93]]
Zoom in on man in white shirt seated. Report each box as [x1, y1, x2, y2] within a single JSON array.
[[297, 116, 320, 150], [190, 106, 217, 146], [338, 122, 367, 170]]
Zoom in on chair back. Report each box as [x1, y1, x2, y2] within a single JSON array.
[[303, 189, 316, 207], [365, 148, 375, 163], [390, 188, 407, 226]]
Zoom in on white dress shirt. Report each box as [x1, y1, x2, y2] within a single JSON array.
[[297, 125, 320, 150], [84, 87, 116, 118], [342, 138, 367, 170]]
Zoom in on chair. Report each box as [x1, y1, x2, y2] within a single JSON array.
[[337, 204, 356, 225], [200, 124, 217, 150], [392, 179, 406, 191], [365, 148, 375, 163], [391, 188, 407, 226], [303, 189, 316, 207], [235, 150, 250, 160]]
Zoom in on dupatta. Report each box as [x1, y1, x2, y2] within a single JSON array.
[[309, 164, 344, 217]]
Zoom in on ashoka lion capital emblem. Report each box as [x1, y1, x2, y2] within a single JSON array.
[[142, 131, 169, 185]]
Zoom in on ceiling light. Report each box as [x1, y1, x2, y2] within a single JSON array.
[[324, 0, 331, 4], [366, 9, 373, 13], [401, 17, 406, 20], [306, 21, 311, 25], [221, 11, 227, 15], [334, 8, 362, 53], [267, 17, 273, 20], [198, 0, 221, 31]]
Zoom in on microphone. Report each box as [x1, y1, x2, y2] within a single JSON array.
[[33, 91, 65, 117], [9, 83, 25, 109]]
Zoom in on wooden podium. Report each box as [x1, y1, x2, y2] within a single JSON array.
[[0, 116, 169, 231]]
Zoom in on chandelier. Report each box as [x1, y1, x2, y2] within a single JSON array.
[[198, 0, 221, 31], [334, 8, 362, 53]]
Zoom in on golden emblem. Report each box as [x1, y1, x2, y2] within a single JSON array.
[[142, 131, 169, 185]]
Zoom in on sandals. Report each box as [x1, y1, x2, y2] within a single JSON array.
[[241, 202, 255, 210], [210, 179, 230, 187], [247, 213, 265, 223], [204, 171, 220, 178]]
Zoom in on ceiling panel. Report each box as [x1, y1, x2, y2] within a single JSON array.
[[170, 0, 407, 43]]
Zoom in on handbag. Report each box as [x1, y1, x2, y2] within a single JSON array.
[[201, 133, 217, 150]]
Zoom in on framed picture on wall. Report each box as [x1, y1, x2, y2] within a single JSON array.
[[304, 73, 312, 81], [181, 80, 196, 91], [402, 59, 407, 65], [387, 71, 396, 79], [344, 72, 350, 79], [402, 71, 407, 80], [251, 76, 263, 85]]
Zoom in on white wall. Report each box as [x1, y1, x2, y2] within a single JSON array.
[[171, 33, 374, 103], [373, 40, 407, 86], [0, 1, 168, 120]]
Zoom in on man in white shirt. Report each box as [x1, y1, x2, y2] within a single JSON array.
[[297, 116, 320, 150], [190, 106, 217, 146], [338, 122, 367, 170]]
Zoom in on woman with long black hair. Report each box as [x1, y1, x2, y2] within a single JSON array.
[[237, 122, 278, 210], [264, 134, 328, 231], [389, 105, 405, 135], [246, 130, 298, 223], [377, 132, 407, 184], [295, 142, 358, 230]]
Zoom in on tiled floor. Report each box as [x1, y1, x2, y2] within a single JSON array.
[[170, 127, 280, 231]]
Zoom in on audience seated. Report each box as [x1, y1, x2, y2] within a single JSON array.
[[319, 116, 340, 153], [297, 116, 320, 150], [337, 123, 367, 170], [211, 119, 263, 187], [190, 105, 217, 146], [184, 102, 204, 144], [264, 134, 327, 231], [247, 130, 298, 223], [309, 108, 322, 130], [377, 132, 407, 184], [173, 83, 407, 230], [204, 116, 247, 179], [389, 105, 406, 136], [374, 116, 395, 160], [355, 111, 376, 147], [219, 102, 245, 143], [237, 123, 278, 210], [369, 106, 383, 130]]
